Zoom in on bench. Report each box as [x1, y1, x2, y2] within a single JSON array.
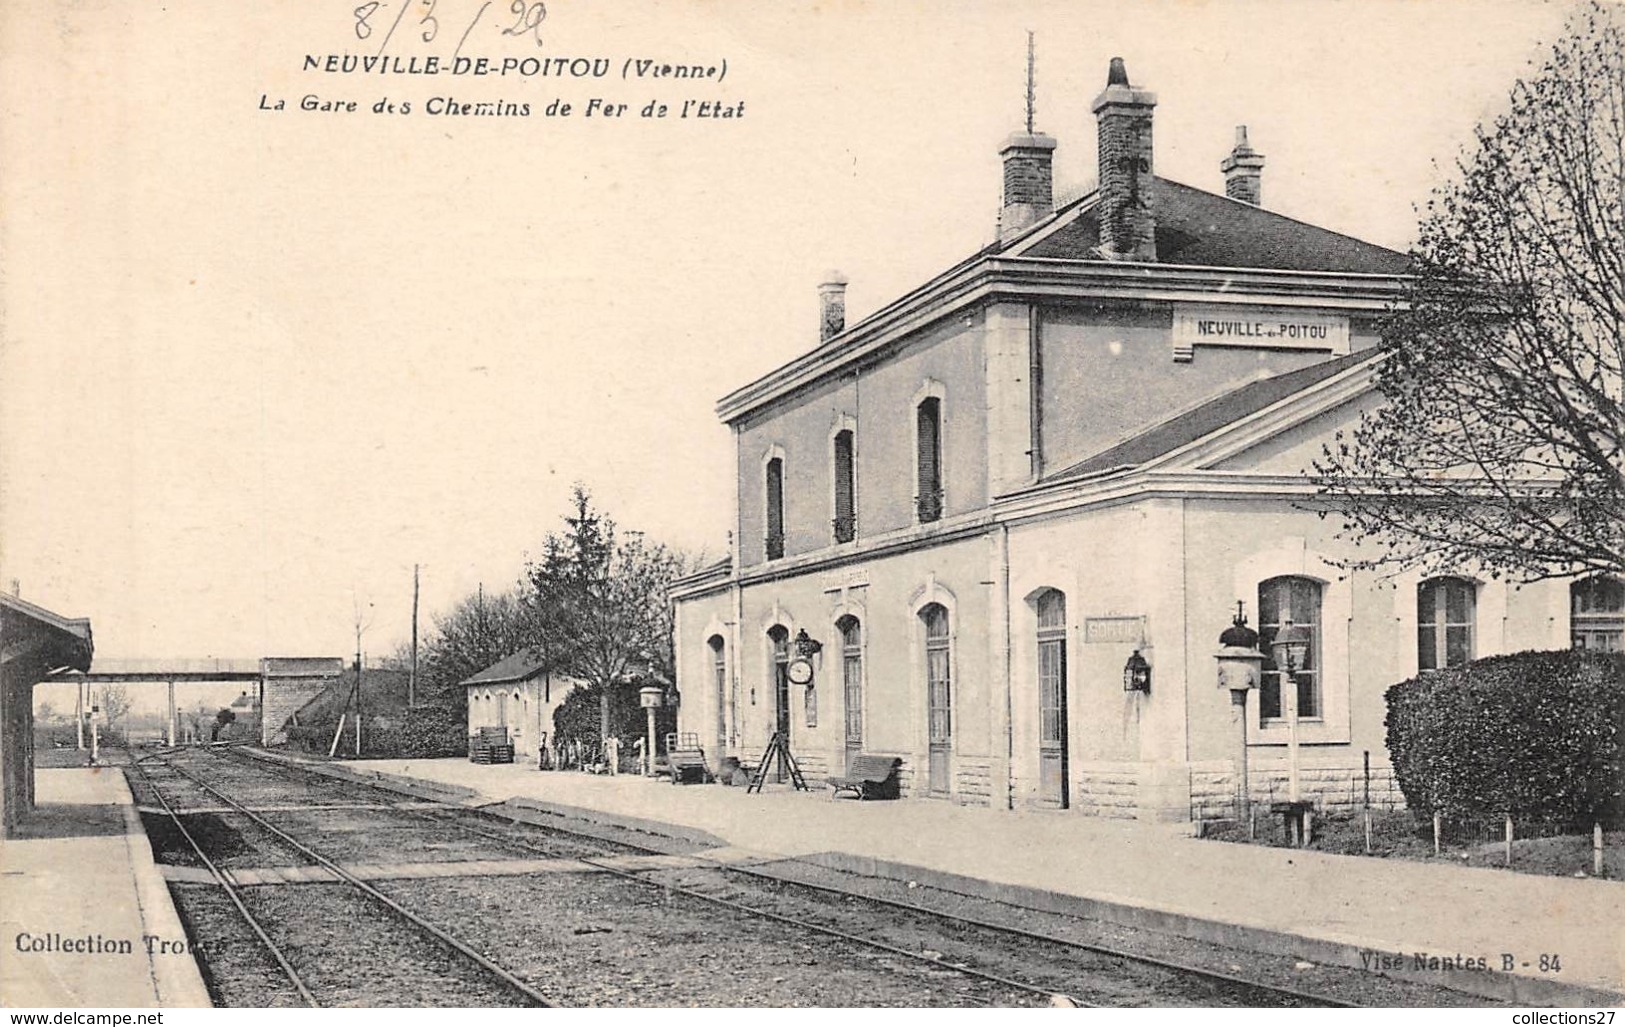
[[826, 754, 902, 800], [667, 747, 713, 784]]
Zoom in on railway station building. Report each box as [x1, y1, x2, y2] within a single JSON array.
[[670, 59, 1625, 821]]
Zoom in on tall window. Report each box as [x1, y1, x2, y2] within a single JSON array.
[[709, 635, 727, 747], [916, 398, 943, 523], [1418, 577, 1476, 671], [765, 457, 785, 560], [1572, 576, 1625, 652], [833, 429, 856, 543], [1258, 576, 1322, 721], [922, 602, 952, 794], [838, 615, 863, 756]]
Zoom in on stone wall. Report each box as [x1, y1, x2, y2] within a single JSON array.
[[1190, 759, 1405, 821], [954, 756, 994, 806], [1073, 761, 1143, 819]]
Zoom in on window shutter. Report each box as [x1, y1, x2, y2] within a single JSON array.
[[917, 400, 940, 492], [834, 430, 855, 540]]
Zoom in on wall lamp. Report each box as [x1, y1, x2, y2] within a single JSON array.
[[1123, 649, 1152, 693]]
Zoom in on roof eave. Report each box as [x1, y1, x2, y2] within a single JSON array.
[[715, 258, 1409, 424]]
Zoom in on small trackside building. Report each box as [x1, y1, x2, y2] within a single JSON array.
[[670, 59, 1625, 821], [461, 651, 582, 764]]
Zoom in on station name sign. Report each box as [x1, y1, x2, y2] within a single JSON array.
[[1172, 304, 1349, 361]]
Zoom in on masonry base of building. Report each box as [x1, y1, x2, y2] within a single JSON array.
[[759, 752, 1404, 823]]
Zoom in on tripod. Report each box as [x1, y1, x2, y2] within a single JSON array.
[[746, 731, 807, 793]]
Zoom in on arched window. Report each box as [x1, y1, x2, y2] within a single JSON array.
[[1571, 576, 1625, 652], [1035, 589, 1069, 809], [765, 457, 785, 560], [1258, 576, 1322, 721], [921, 602, 952, 794], [916, 398, 943, 523], [833, 429, 856, 543], [1418, 577, 1476, 671], [708, 635, 727, 747], [837, 615, 863, 760]]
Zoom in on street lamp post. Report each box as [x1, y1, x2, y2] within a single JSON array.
[[1215, 603, 1262, 829], [639, 685, 664, 776], [1270, 619, 1313, 845]]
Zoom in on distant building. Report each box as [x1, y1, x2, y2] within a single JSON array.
[[671, 59, 1622, 820], [461, 651, 581, 764]]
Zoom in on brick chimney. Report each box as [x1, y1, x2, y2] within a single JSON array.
[[818, 271, 848, 342], [1220, 125, 1265, 206], [999, 131, 1057, 241], [1091, 57, 1157, 262]]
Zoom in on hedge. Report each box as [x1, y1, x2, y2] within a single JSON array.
[[1385, 649, 1625, 827]]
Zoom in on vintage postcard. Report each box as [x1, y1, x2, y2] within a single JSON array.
[[2, 0, 1621, 1014]]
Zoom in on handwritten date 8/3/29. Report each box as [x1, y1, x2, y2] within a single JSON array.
[[353, 1, 545, 59]]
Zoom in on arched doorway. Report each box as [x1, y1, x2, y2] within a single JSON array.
[[1035, 589, 1068, 808]]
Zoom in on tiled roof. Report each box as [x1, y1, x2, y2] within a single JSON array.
[[1043, 350, 1378, 483], [460, 649, 550, 687], [1021, 178, 1411, 274]]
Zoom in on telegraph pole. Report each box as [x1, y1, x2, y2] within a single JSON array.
[[354, 636, 364, 757], [409, 563, 420, 707]]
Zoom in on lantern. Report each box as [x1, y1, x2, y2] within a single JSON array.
[[1215, 604, 1263, 693], [1122, 650, 1152, 692], [1271, 620, 1311, 676]]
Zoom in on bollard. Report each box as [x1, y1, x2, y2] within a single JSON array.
[[1504, 815, 1514, 867], [1595, 823, 1604, 877], [1433, 812, 1442, 855]]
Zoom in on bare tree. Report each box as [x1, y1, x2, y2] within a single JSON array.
[[1315, 2, 1624, 581], [417, 585, 528, 698], [98, 684, 132, 734]]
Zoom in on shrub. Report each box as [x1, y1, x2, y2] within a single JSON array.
[[552, 682, 676, 763], [1385, 649, 1625, 827], [365, 702, 467, 759]]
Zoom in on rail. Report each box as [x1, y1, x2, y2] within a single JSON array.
[[217, 745, 1365, 1007], [138, 748, 555, 1007]]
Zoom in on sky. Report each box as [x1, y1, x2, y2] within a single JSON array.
[[0, 0, 1578, 664]]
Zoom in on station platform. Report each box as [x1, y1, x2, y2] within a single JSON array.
[[0, 767, 211, 1008], [344, 755, 1625, 1006]]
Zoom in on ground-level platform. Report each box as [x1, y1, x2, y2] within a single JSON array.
[[335, 754, 1624, 1006], [0, 767, 211, 1007]]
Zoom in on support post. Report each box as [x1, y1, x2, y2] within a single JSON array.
[[1504, 815, 1514, 867], [1230, 690, 1250, 826], [76, 680, 84, 750], [1363, 750, 1372, 855], [166, 680, 176, 747], [1595, 823, 1604, 877], [645, 705, 657, 777], [1285, 667, 1301, 804], [1433, 811, 1442, 855]]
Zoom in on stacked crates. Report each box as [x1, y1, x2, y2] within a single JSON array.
[[469, 725, 515, 764]]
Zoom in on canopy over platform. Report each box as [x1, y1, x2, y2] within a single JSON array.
[[1, 593, 94, 836]]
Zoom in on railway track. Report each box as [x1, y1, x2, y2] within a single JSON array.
[[200, 745, 1380, 1007], [132, 749, 554, 1007]]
